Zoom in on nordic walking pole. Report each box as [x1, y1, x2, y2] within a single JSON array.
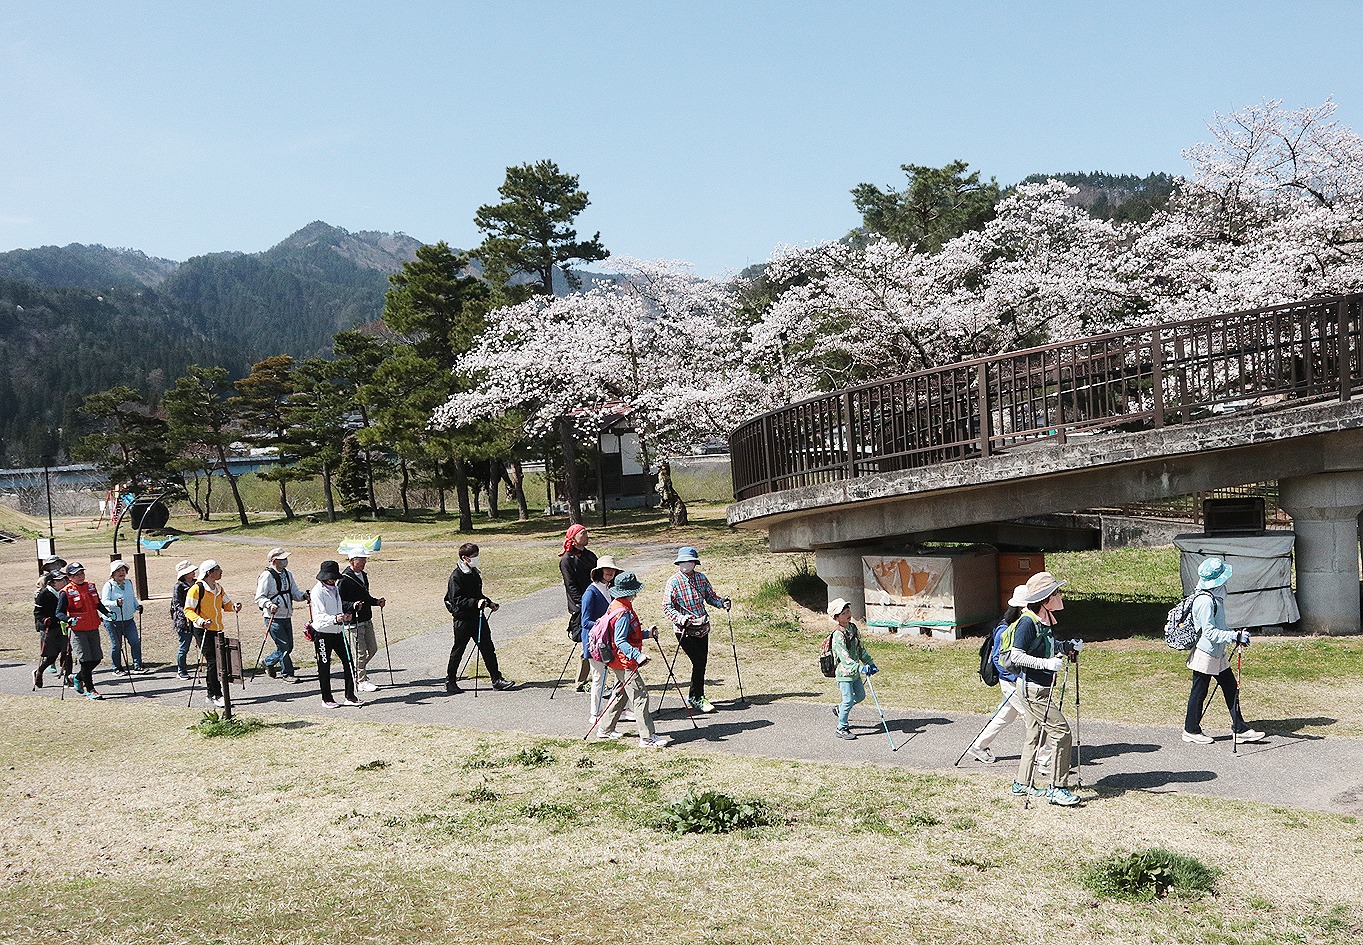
[[584, 669, 640, 740], [1073, 654, 1083, 788], [254, 611, 272, 674], [653, 631, 697, 729], [548, 641, 577, 700], [953, 688, 1015, 767], [186, 629, 207, 708], [863, 671, 900, 751], [659, 632, 686, 710], [1231, 642, 1244, 756], [724, 606, 747, 706], [233, 609, 244, 687], [378, 606, 394, 686], [472, 607, 486, 698], [118, 624, 138, 696]]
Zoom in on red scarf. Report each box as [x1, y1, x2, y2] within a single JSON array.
[[560, 523, 587, 557]]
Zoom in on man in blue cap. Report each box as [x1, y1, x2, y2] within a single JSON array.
[[662, 546, 731, 713]]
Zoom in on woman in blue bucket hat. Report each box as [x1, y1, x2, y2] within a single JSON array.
[[1182, 557, 1264, 745]]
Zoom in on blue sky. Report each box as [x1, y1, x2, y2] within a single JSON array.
[[2, 1, 1359, 276]]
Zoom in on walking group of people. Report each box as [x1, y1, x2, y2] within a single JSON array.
[[32, 530, 1263, 780], [33, 546, 389, 710]]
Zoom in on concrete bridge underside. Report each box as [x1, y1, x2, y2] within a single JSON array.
[[729, 399, 1363, 634]]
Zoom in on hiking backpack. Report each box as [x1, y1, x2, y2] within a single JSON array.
[[977, 630, 1000, 687], [994, 611, 1032, 675], [1164, 590, 1212, 650], [586, 615, 615, 663], [818, 632, 836, 678]]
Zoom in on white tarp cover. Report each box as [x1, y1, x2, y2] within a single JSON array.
[[1174, 532, 1299, 628]]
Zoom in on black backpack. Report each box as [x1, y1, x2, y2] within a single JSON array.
[[978, 630, 1000, 687]]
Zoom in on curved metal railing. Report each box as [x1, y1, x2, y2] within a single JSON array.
[[730, 293, 1363, 501]]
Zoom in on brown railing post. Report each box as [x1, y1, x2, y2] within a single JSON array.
[[1150, 328, 1165, 426], [976, 363, 992, 457], [760, 414, 775, 496], [1051, 354, 1066, 445], [843, 390, 856, 478], [1340, 298, 1352, 403], [1174, 335, 1190, 424]]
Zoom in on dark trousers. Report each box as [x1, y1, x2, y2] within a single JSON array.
[[677, 633, 710, 699], [199, 629, 222, 699], [447, 618, 502, 683], [1185, 668, 1248, 734], [314, 632, 355, 702]]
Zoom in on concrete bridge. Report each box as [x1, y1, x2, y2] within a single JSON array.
[[727, 293, 1363, 634]]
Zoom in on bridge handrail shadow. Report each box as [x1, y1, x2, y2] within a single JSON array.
[[731, 293, 1363, 500]]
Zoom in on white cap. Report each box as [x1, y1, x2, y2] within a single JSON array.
[[109, 560, 129, 576], [198, 559, 221, 580]]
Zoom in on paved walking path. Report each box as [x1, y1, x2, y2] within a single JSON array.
[[7, 545, 1362, 816]]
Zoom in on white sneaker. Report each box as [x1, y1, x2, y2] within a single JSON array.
[[209, 696, 225, 708], [968, 745, 996, 764], [1235, 729, 1266, 743], [637, 735, 672, 749], [597, 730, 624, 741], [358, 680, 378, 692], [1182, 730, 1215, 744]]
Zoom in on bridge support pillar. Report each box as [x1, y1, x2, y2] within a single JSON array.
[[815, 548, 869, 623], [1280, 472, 1363, 635]]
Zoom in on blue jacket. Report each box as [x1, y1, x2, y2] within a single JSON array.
[[1192, 590, 1237, 660], [580, 582, 612, 659]]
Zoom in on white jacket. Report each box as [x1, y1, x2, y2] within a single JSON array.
[[309, 582, 346, 635]]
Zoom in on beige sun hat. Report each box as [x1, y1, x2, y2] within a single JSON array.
[[267, 547, 289, 562], [1024, 571, 1066, 605], [827, 597, 852, 618], [175, 559, 198, 579], [591, 555, 621, 580], [1007, 583, 1030, 607]]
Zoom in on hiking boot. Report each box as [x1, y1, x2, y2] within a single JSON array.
[[690, 696, 716, 713], [1047, 787, 1081, 807], [492, 679, 517, 692], [968, 745, 996, 764], [835, 727, 856, 740], [281, 674, 300, 685], [597, 730, 624, 741], [265, 664, 279, 678], [358, 680, 378, 693], [86, 689, 103, 701], [1182, 730, 1215, 745], [637, 735, 671, 749], [72, 676, 86, 695], [1235, 728, 1266, 743], [445, 682, 464, 695], [1011, 781, 1043, 797], [133, 664, 148, 674], [32, 668, 43, 689], [574, 682, 588, 693], [177, 671, 191, 680]]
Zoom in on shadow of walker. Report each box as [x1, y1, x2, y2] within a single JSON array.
[[1092, 768, 1218, 797]]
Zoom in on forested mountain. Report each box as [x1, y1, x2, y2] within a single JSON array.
[[161, 222, 424, 361], [1019, 171, 1176, 223], [0, 223, 425, 466], [0, 244, 178, 290], [0, 278, 208, 465]]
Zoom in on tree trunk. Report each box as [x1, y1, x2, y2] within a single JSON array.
[[278, 476, 295, 520], [322, 461, 337, 523], [219, 449, 250, 528], [486, 459, 500, 520], [558, 416, 582, 525], [438, 478, 447, 515], [364, 452, 379, 517], [399, 458, 411, 515], [508, 458, 529, 522], [452, 458, 473, 533], [657, 460, 688, 527]]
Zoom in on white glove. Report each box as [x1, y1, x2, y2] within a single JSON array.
[[1044, 657, 1065, 673], [195, 618, 211, 629], [1071, 639, 1084, 653], [1234, 631, 1251, 647]]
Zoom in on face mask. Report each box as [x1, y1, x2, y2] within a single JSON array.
[[467, 556, 480, 570], [679, 562, 696, 574]]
